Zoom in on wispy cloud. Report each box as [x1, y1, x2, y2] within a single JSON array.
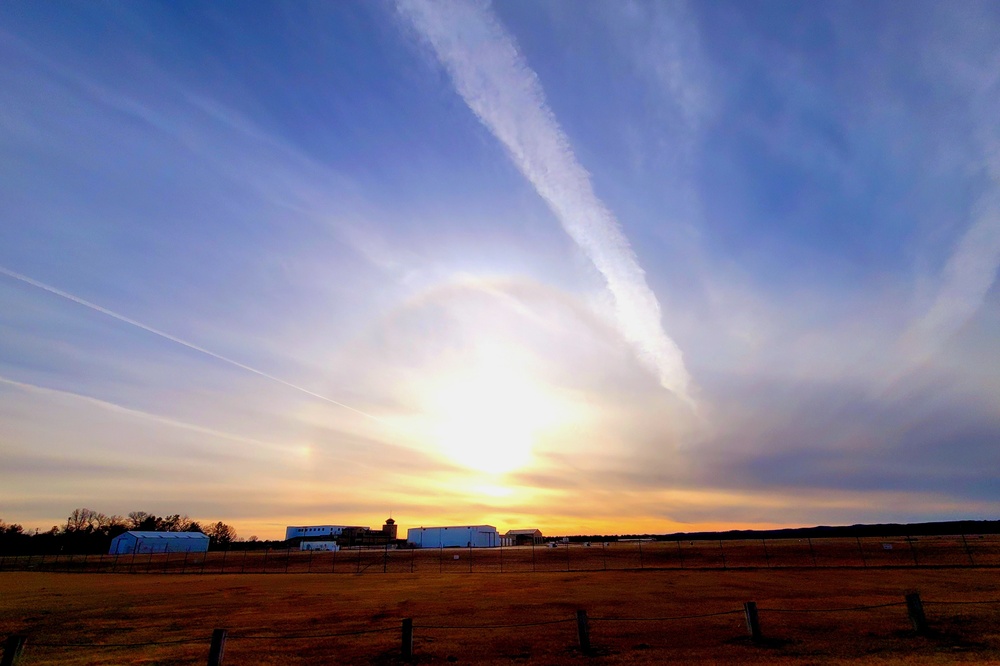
[[907, 153, 1000, 354], [0, 374, 279, 451], [0, 266, 378, 419], [899, 54, 1000, 373], [397, 0, 694, 405]]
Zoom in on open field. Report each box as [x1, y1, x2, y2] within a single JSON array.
[[2, 568, 999, 664], [3, 534, 1000, 575]]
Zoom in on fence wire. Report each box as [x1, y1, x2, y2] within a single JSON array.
[[416, 618, 575, 630], [229, 627, 398, 640], [9, 594, 1000, 659], [31, 637, 205, 648], [758, 601, 907, 613], [590, 609, 745, 621]]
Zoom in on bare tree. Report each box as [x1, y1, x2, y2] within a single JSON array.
[[159, 514, 198, 532], [207, 521, 237, 545], [65, 508, 100, 532], [127, 511, 151, 530]]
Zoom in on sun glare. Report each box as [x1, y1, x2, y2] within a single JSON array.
[[427, 354, 559, 474]]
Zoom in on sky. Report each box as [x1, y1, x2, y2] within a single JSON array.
[[1, 1, 999, 539]]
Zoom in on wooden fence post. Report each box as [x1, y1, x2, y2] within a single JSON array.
[[718, 540, 727, 569], [576, 610, 591, 655], [1, 635, 27, 666], [905, 592, 928, 635], [744, 601, 762, 642], [906, 536, 919, 565], [807, 537, 817, 567], [762, 539, 771, 568], [856, 536, 867, 568], [401, 618, 413, 660], [637, 541, 642, 570], [961, 535, 975, 565], [207, 628, 227, 666]]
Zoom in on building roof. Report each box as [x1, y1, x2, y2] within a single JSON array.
[[286, 525, 369, 530], [505, 529, 543, 535], [409, 525, 497, 531], [116, 531, 209, 539]]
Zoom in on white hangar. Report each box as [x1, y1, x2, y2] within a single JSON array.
[[406, 525, 499, 548], [109, 531, 210, 555]]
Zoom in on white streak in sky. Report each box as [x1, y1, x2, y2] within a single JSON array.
[[0, 374, 281, 450], [903, 78, 1000, 365], [0, 266, 379, 420], [397, 0, 694, 405], [911, 190, 1000, 348]]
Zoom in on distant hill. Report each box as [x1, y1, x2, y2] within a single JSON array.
[[570, 520, 1000, 542]]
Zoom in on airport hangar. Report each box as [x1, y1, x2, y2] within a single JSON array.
[[406, 525, 499, 548]]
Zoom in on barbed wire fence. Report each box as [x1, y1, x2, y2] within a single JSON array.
[[3, 593, 999, 665]]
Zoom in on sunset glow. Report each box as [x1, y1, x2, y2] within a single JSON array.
[[2, 1, 999, 540]]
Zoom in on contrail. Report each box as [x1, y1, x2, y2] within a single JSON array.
[[397, 0, 694, 406], [0, 374, 283, 450], [906, 166, 1000, 352], [893, 75, 1000, 381], [0, 265, 379, 420]]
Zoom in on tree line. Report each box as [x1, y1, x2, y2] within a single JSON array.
[[0, 508, 243, 555]]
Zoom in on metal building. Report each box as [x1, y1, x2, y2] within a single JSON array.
[[108, 531, 210, 555], [284, 525, 369, 540], [502, 529, 545, 546], [406, 525, 499, 548]]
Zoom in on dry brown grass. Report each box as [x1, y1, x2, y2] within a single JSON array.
[[2, 566, 1000, 664], [7, 534, 999, 576]]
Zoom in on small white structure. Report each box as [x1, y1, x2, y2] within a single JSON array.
[[300, 541, 340, 552], [407, 525, 499, 548], [284, 525, 369, 540], [109, 531, 209, 555]]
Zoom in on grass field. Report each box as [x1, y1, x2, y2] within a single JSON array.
[[4, 534, 1000, 576], [2, 567, 1000, 664]]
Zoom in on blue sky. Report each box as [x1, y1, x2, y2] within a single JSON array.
[[2, 1, 998, 537]]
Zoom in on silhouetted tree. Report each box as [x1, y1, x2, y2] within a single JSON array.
[[206, 521, 237, 547], [65, 508, 100, 532], [127, 511, 151, 529]]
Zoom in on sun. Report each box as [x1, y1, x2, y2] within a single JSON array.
[[426, 354, 557, 474]]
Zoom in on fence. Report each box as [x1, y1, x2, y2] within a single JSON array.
[[3, 592, 999, 665], [2, 533, 998, 575]]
